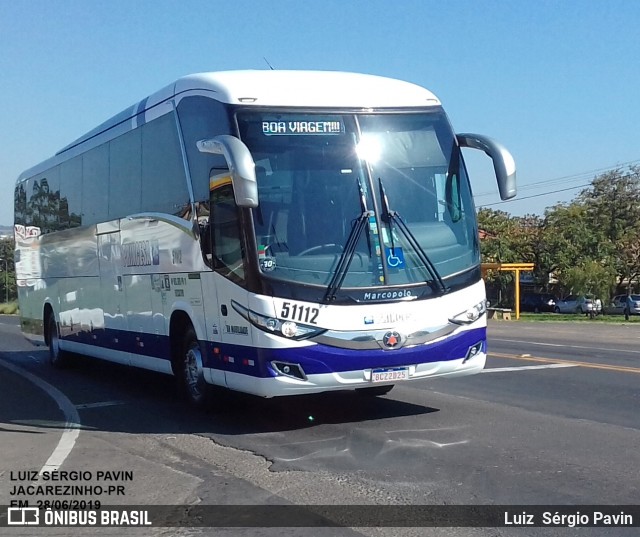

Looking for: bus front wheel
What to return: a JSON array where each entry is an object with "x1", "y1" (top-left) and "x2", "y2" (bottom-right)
[{"x1": 180, "y1": 328, "x2": 212, "y2": 408}]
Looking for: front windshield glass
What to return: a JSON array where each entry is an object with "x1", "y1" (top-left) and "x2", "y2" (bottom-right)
[
  {"x1": 358, "y1": 113, "x2": 479, "y2": 284},
  {"x1": 236, "y1": 110, "x2": 479, "y2": 292}
]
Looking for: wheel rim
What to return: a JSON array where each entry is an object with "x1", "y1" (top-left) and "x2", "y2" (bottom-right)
[{"x1": 184, "y1": 346, "x2": 203, "y2": 401}]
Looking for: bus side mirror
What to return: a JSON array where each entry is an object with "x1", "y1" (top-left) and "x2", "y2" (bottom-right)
[
  {"x1": 457, "y1": 133, "x2": 517, "y2": 200},
  {"x1": 197, "y1": 135, "x2": 259, "y2": 208}
]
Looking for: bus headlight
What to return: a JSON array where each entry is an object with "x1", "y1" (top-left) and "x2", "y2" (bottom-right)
[
  {"x1": 231, "y1": 301, "x2": 326, "y2": 340},
  {"x1": 449, "y1": 300, "x2": 487, "y2": 325}
]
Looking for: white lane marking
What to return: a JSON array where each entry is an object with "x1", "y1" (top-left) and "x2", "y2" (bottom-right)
[
  {"x1": 482, "y1": 363, "x2": 578, "y2": 373},
  {"x1": 75, "y1": 400, "x2": 126, "y2": 409},
  {"x1": 492, "y1": 338, "x2": 640, "y2": 355},
  {"x1": 0, "y1": 359, "x2": 80, "y2": 475}
]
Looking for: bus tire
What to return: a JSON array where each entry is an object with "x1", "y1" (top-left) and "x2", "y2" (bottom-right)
[
  {"x1": 355, "y1": 385, "x2": 394, "y2": 396},
  {"x1": 180, "y1": 327, "x2": 212, "y2": 409},
  {"x1": 47, "y1": 314, "x2": 72, "y2": 368}
]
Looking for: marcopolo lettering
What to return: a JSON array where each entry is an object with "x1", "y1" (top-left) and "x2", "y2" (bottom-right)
[{"x1": 363, "y1": 290, "x2": 413, "y2": 301}]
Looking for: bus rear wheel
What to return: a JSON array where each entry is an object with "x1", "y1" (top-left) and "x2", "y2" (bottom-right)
[
  {"x1": 180, "y1": 328, "x2": 212, "y2": 408},
  {"x1": 47, "y1": 314, "x2": 72, "y2": 368}
]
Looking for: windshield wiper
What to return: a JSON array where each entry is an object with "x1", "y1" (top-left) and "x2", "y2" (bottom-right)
[
  {"x1": 378, "y1": 178, "x2": 449, "y2": 295},
  {"x1": 323, "y1": 177, "x2": 372, "y2": 303}
]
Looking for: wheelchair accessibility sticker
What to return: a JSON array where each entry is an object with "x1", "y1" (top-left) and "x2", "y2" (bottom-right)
[{"x1": 385, "y1": 247, "x2": 405, "y2": 268}]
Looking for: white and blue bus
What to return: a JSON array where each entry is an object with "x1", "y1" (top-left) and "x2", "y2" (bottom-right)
[{"x1": 14, "y1": 70, "x2": 516, "y2": 405}]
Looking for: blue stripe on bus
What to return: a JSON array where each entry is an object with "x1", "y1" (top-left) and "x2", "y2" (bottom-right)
[
  {"x1": 59, "y1": 325, "x2": 485, "y2": 379},
  {"x1": 61, "y1": 327, "x2": 173, "y2": 361},
  {"x1": 134, "y1": 97, "x2": 149, "y2": 128},
  {"x1": 203, "y1": 327, "x2": 486, "y2": 378}
]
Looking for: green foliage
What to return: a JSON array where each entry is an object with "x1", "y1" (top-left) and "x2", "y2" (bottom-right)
[
  {"x1": 478, "y1": 209, "x2": 518, "y2": 262},
  {"x1": 0, "y1": 237, "x2": 16, "y2": 303},
  {"x1": 542, "y1": 202, "x2": 596, "y2": 272},
  {"x1": 477, "y1": 209, "x2": 544, "y2": 266},
  {"x1": 561, "y1": 261, "x2": 616, "y2": 300},
  {"x1": 478, "y1": 209, "x2": 543, "y2": 304},
  {"x1": 480, "y1": 165, "x2": 640, "y2": 300},
  {"x1": 0, "y1": 302, "x2": 19, "y2": 314},
  {"x1": 578, "y1": 166, "x2": 640, "y2": 288}
]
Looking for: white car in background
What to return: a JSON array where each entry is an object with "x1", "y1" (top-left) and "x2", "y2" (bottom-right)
[
  {"x1": 554, "y1": 295, "x2": 601, "y2": 314},
  {"x1": 608, "y1": 294, "x2": 640, "y2": 316}
]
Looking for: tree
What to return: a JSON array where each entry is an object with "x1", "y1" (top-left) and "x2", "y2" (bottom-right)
[
  {"x1": 562, "y1": 261, "x2": 616, "y2": 302},
  {"x1": 477, "y1": 209, "x2": 539, "y2": 306},
  {"x1": 0, "y1": 237, "x2": 16, "y2": 303},
  {"x1": 541, "y1": 202, "x2": 596, "y2": 271},
  {"x1": 478, "y1": 165, "x2": 640, "y2": 301},
  {"x1": 478, "y1": 208, "x2": 527, "y2": 263},
  {"x1": 512, "y1": 214, "x2": 548, "y2": 284},
  {"x1": 577, "y1": 166, "x2": 640, "y2": 289}
]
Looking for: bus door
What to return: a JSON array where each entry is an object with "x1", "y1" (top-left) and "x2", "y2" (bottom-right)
[{"x1": 205, "y1": 177, "x2": 253, "y2": 391}]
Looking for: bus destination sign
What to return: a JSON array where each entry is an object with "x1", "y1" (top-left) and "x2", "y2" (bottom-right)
[{"x1": 262, "y1": 119, "x2": 344, "y2": 136}]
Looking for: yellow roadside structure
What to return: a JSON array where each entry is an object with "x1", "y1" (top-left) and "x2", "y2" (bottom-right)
[{"x1": 481, "y1": 262, "x2": 535, "y2": 320}]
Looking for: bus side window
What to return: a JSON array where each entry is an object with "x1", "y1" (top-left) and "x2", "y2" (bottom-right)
[{"x1": 210, "y1": 181, "x2": 245, "y2": 281}]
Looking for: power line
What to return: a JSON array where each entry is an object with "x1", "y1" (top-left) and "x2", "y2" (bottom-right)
[
  {"x1": 473, "y1": 158, "x2": 640, "y2": 199},
  {"x1": 477, "y1": 182, "x2": 592, "y2": 207}
]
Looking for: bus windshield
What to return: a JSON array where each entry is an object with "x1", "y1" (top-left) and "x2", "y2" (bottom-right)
[{"x1": 236, "y1": 110, "x2": 479, "y2": 293}]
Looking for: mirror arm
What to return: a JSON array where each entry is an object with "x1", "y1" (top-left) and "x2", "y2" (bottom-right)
[
  {"x1": 457, "y1": 133, "x2": 517, "y2": 200},
  {"x1": 197, "y1": 135, "x2": 259, "y2": 208}
]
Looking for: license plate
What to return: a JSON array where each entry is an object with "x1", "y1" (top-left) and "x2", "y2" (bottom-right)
[{"x1": 371, "y1": 367, "x2": 409, "y2": 383}]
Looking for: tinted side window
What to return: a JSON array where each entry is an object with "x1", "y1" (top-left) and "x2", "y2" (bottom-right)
[
  {"x1": 141, "y1": 112, "x2": 189, "y2": 215},
  {"x1": 59, "y1": 156, "x2": 83, "y2": 228},
  {"x1": 29, "y1": 169, "x2": 60, "y2": 234},
  {"x1": 14, "y1": 183, "x2": 28, "y2": 226},
  {"x1": 109, "y1": 128, "x2": 142, "y2": 219},
  {"x1": 177, "y1": 96, "x2": 232, "y2": 203},
  {"x1": 82, "y1": 144, "x2": 109, "y2": 225}
]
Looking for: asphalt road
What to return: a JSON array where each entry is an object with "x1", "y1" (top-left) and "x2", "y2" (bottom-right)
[{"x1": 0, "y1": 315, "x2": 639, "y2": 536}]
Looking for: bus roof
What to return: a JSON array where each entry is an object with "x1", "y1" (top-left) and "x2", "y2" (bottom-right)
[
  {"x1": 175, "y1": 70, "x2": 441, "y2": 108},
  {"x1": 18, "y1": 70, "x2": 441, "y2": 182}
]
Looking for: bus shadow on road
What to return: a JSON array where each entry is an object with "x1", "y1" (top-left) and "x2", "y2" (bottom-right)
[
  {"x1": 203, "y1": 389, "x2": 440, "y2": 434},
  {"x1": 2, "y1": 350, "x2": 439, "y2": 436}
]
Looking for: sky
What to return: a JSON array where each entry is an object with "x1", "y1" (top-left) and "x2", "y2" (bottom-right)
[{"x1": 1, "y1": 0, "x2": 640, "y2": 226}]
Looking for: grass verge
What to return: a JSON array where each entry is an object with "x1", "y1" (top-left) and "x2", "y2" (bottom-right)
[
  {"x1": 0, "y1": 302, "x2": 19, "y2": 314},
  {"x1": 512, "y1": 312, "x2": 640, "y2": 323}
]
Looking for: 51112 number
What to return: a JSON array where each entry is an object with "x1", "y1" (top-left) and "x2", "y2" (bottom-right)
[{"x1": 281, "y1": 302, "x2": 319, "y2": 325}]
